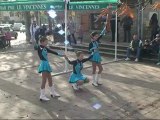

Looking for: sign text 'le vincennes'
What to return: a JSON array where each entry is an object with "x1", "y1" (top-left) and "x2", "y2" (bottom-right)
[
  {"x1": 69, "y1": 5, "x2": 100, "y2": 10},
  {"x1": 0, "y1": 4, "x2": 47, "y2": 11}
]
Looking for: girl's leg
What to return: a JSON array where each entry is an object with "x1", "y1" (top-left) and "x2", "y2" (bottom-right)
[
  {"x1": 76, "y1": 80, "x2": 85, "y2": 89},
  {"x1": 84, "y1": 78, "x2": 90, "y2": 84},
  {"x1": 97, "y1": 63, "x2": 103, "y2": 74},
  {"x1": 92, "y1": 62, "x2": 98, "y2": 87},
  {"x1": 47, "y1": 73, "x2": 60, "y2": 97},
  {"x1": 97, "y1": 63, "x2": 103, "y2": 85},
  {"x1": 76, "y1": 80, "x2": 84, "y2": 86},
  {"x1": 41, "y1": 72, "x2": 48, "y2": 89},
  {"x1": 40, "y1": 72, "x2": 50, "y2": 101},
  {"x1": 9, "y1": 40, "x2": 11, "y2": 47},
  {"x1": 71, "y1": 80, "x2": 84, "y2": 91},
  {"x1": 92, "y1": 62, "x2": 97, "y2": 74}
]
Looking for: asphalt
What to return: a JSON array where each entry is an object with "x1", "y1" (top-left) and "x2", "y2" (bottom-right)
[{"x1": 0, "y1": 50, "x2": 160, "y2": 119}]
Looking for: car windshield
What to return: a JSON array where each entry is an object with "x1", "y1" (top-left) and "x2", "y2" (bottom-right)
[
  {"x1": 14, "y1": 23, "x2": 22, "y2": 26},
  {"x1": 3, "y1": 27, "x2": 10, "y2": 31}
]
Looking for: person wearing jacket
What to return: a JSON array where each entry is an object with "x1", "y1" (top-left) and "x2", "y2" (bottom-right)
[{"x1": 125, "y1": 34, "x2": 143, "y2": 62}]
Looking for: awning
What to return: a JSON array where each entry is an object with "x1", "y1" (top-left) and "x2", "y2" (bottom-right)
[
  {"x1": 69, "y1": 0, "x2": 118, "y2": 10},
  {"x1": 0, "y1": 0, "x2": 118, "y2": 11},
  {"x1": 0, "y1": 0, "x2": 64, "y2": 11}
]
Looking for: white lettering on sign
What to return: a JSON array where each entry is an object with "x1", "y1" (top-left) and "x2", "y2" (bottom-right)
[
  {"x1": 69, "y1": 5, "x2": 73, "y2": 10},
  {"x1": 0, "y1": 6, "x2": 6, "y2": 10},
  {"x1": 8, "y1": 6, "x2": 15, "y2": 10},
  {"x1": 23, "y1": 4, "x2": 46, "y2": 10},
  {"x1": 17, "y1": 5, "x2": 22, "y2": 10},
  {"x1": 76, "y1": 5, "x2": 100, "y2": 10}
]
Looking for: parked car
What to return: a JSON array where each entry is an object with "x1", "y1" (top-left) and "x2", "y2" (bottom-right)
[
  {"x1": 0, "y1": 24, "x2": 13, "y2": 28},
  {"x1": 12, "y1": 23, "x2": 23, "y2": 31},
  {"x1": 20, "y1": 25, "x2": 26, "y2": 33},
  {"x1": 0, "y1": 26, "x2": 18, "y2": 39}
]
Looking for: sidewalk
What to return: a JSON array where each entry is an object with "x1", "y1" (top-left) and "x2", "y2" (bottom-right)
[{"x1": 0, "y1": 50, "x2": 160, "y2": 119}]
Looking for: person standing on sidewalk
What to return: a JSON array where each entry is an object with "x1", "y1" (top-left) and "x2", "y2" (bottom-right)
[
  {"x1": 5, "y1": 29, "x2": 12, "y2": 47},
  {"x1": 68, "y1": 17, "x2": 77, "y2": 44},
  {"x1": 125, "y1": 34, "x2": 143, "y2": 62},
  {"x1": 37, "y1": 37, "x2": 64, "y2": 101},
  {"x1": 30, "y1": 21, "x2": 39, "y2": 44},
  {"x1": 121, "y1": 15, "x2": 133, "y2": 43},
  {"x1": 149, "y1": 13, "x2": 159, "y2": 41},
  {"x1": 77, "y1": 24, "x2": 84, "y2": 44},
  {"x1": 89, "y1": 31, "x2": 104, "y2": 87}
]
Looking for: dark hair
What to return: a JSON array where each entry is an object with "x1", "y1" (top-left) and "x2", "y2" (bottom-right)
[
  {"x1": 150, "y1": 13, "x2": 158, "y2": 26},
  {"x1": 90, "y1": 31, "x2": 98, "y2": 37},
  {"x1": 39, "y1": 36, "x2": 48, "y2": 43},
  {"x1": 76, "y1": 51, "x2": 83, "y2": 57}
]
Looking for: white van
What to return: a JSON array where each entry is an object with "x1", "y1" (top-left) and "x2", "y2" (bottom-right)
[{"x1": 13, "y1": 23, "x2": 23, "y2": 31}]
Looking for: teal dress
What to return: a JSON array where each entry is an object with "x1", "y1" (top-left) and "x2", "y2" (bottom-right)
[
  {"x1": 37, "y1": 45, "x2": 59, "y2": 73},
  {"x1": 67, "y1": 55, "x2": 93, "y2": 83},
  {"x1": 89, "y1": 41, "x2": 102, "y2": 63}
]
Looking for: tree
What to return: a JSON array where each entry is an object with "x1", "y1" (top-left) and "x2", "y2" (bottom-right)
[{"x1": 24, "y1": 11, "x2": 31, "y2": 42}]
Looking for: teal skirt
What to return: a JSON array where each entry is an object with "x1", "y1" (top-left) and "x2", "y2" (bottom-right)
[
  {"x1": 90, "y1": 51, "x2": 102, "y2": 63},
  {"x1": 69, "y1": 73, "x2": 87, "y2": 83},
  {"x1": 38, "y1": 60, "x2": 52, "y2": 73}
]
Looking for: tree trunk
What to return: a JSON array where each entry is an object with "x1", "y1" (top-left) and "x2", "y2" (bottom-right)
[
  {"x1": 48, "y1": 15, "x2": 52, "y2": 31},
  {"x1": 24, "y1": 11, "x2": 31, "y2": 42},
  {"x1": 35, "y1": 11, "x2": 40, "y2": 26}
]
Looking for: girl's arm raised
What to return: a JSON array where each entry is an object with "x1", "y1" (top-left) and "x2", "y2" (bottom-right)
[
  {"x1": 81, "y1": 53, "x2": 93, "y2": 63},
  {"x1": 65, "y1": 56, "x2": 76, "y2": 65},
  {"x1": 46, "y1": 47, "x2": 59, "y2": 55},
  {"x1": 96, "y1": 34, "x2": 103, "y2": 41}
]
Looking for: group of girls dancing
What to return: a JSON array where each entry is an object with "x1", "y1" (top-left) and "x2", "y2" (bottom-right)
[{"x1": 37, "y1": 31, "x2": 104, "y2": 101}]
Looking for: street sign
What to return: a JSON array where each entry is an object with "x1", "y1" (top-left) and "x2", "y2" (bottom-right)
[{"x1": 0, "y1": 1, "x2": 64, "y2": 11}]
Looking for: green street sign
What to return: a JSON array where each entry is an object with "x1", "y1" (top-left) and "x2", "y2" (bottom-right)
[
  {"x1": 0, "y1": 1, "x2": 64, "y2": 11},
  {"x1": 0, "y1": 0, "x2": 117, "y2": 11},
  {"x1": 69, "y1": 1, "x2": 117, "y2": 10}
]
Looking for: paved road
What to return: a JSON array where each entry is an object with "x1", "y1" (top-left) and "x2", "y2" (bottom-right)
[{"x1": 0, "y1": 50, "x2": 159, "y2": 119}]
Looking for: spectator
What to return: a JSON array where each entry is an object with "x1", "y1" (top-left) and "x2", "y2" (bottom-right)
[
  {"x1": 150, "y1": 34, "x2": 160, "y2": 54},
  {"x1": 149, "y1": 13, "x2": 159, "y2": 41},
  {"x1": 77, "y1": 24, "x2": 84, "y2": 44},
  {"x1": 125, "y1": 34, "x2": 143, "y2": 62},
  {"x1": 157, "y1": 49, "x2": 160, "y2": 65},
  {"x1": 40, "y1": 24, "x2": 47, "y2": 37},
  {"x1": 68, "y1": 17, "x2": 77, "y2": 44},
  {"x1": 121, "y1": 15, "x2": 133, "y2": 43},
  {"x1": 35, "y1": 28, "x2": 41, "y2": 44},
  {"x1": 30, "y1": 21, "x2": 39, "y2": 44},
  {"x1": 5, "y1": 29, "x2": 12, "y2": 47},
  {"x1": 142, "y1": 39, "x2": 152, "y2": 57},
  {"x1": 67, "y1": 27, "x2": 71, "y2": 46}
]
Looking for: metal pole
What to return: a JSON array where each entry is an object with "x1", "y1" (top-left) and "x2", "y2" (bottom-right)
[
  {"x1": 137, "y1": 0, "x2": 140, "y2": 39},
  {"x1": 141, "y1": 7, "x2": 144, "y2": 40},
  {"x1": 64, "y1": 0, "x2": 68, "y2": 72},
  {"x1": 115, "y1": 11, "x2": 118, "y2": 60}
]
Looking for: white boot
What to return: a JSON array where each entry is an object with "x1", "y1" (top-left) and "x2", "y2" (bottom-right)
[
  {"x1": 49, "y1": 86, "x2": 60, "y2": 97},
  {"x1": 97, "y1": 74, "x2": 102, "y2": 85},
  {"x1": 40, "y1": 89, "x2": 50, "y2": 101},
  {"x1": 72, "y1": 83, "x2": 79, "y2": 90},
  {"x1": 92, "y1": 74, "x2": 98, "y2": 87}
]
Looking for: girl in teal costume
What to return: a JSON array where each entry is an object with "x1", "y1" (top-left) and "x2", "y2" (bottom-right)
[
  {"x1": 37, "y1": 37, "x2": 64, "y2": 101},
  {"x1": 89, "y1": 31, "x2": 103, "y2": 87},
  {"x1": 65, "y1": 51, "x2": 93, "y2": 90}
]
